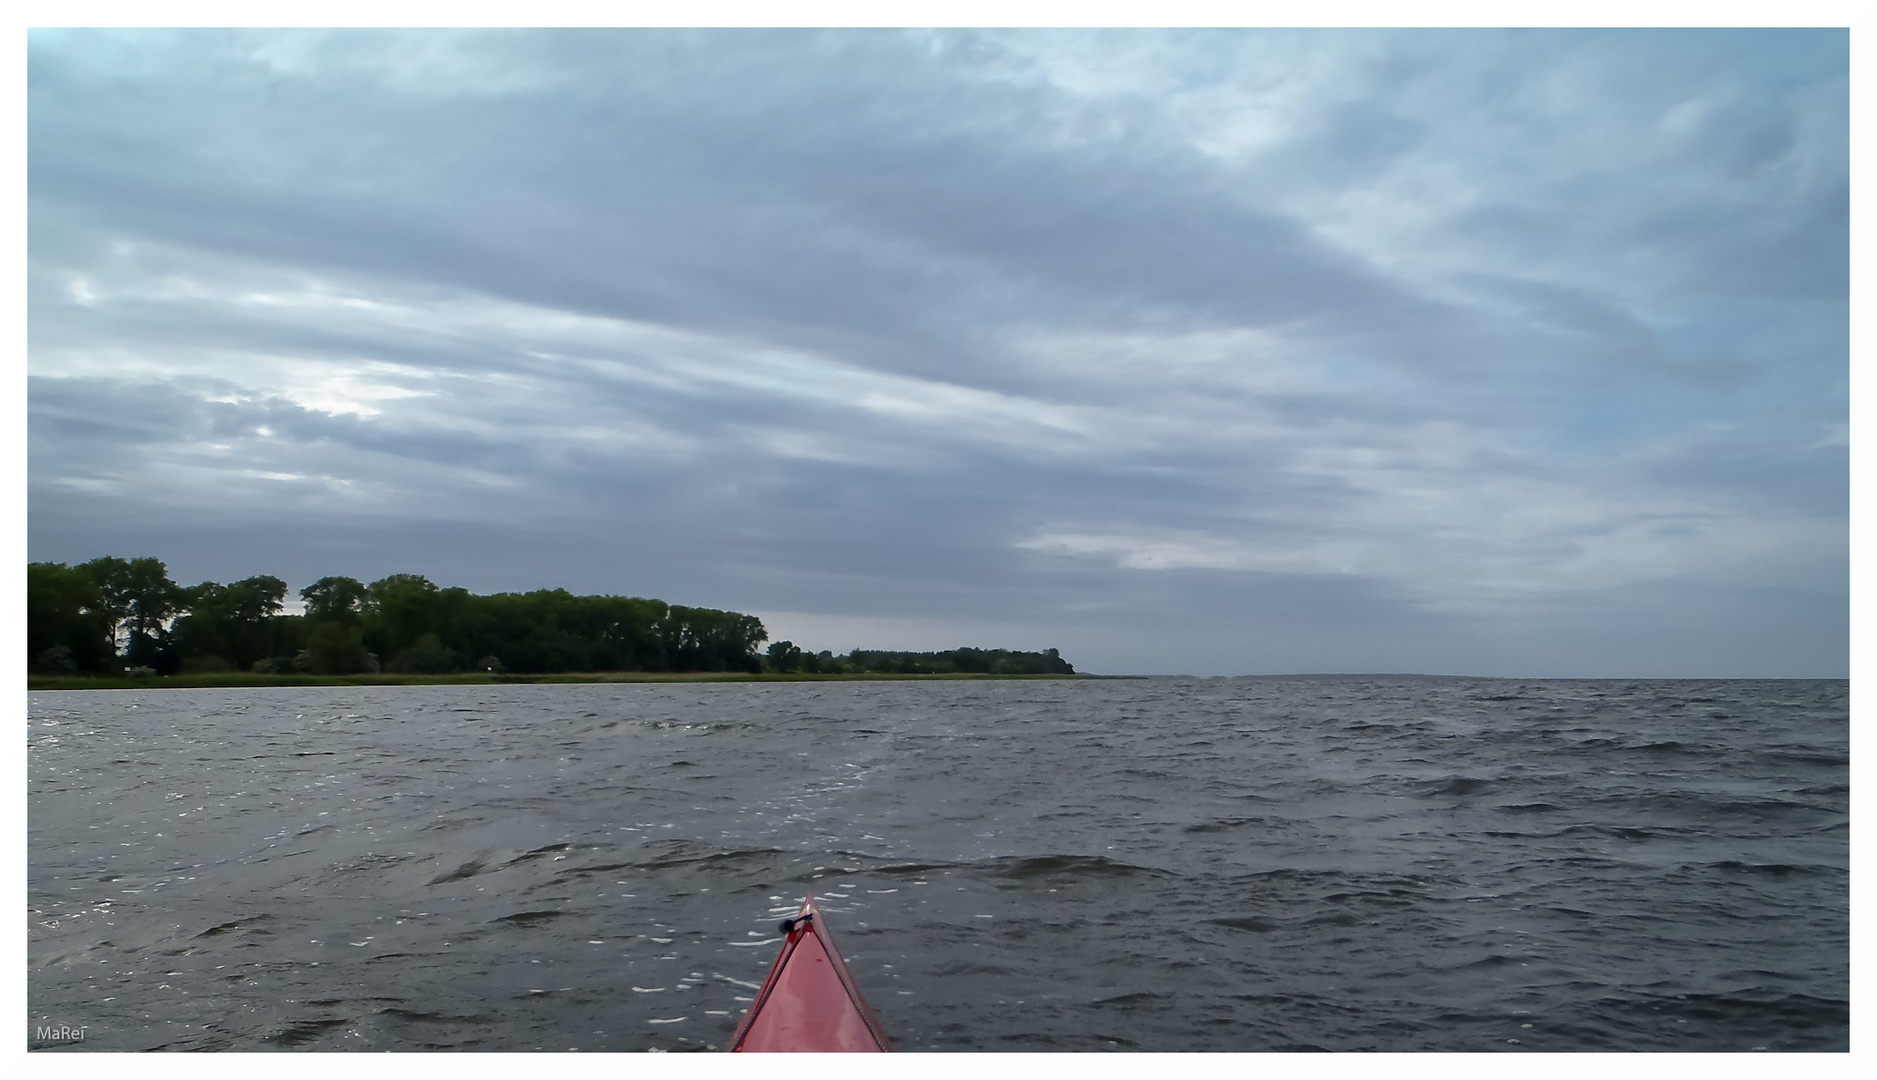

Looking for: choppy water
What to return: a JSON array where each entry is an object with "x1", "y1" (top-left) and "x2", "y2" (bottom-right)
[{"x1": 28, "y1": 677, "x2": 1847, "y2": 1052}]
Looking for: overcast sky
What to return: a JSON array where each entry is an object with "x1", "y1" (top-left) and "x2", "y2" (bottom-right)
[{"x1": 26, "y1": 28, "x2": 1847, "y2": 676}]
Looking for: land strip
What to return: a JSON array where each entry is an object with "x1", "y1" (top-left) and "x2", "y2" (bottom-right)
[{"x1": 28, "y1": 671, "x2": 1095, "y2": 691}]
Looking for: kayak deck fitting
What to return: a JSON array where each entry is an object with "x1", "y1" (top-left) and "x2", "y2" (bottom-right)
[{"x1": 727, "y1": 895, "x2": 893, "y2": 1052}]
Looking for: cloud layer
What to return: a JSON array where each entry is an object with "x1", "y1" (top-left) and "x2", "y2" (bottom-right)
[{"x1": 28, "y1": 29, "x2": 1848, "y2": 675}]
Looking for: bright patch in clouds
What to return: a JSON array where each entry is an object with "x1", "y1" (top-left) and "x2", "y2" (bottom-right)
[{"x1": 1018, "y1": 531, "x2": 1344, "y2": 575}]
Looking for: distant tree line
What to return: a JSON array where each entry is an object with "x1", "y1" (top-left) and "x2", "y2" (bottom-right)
[
  {"x1": 761, "y1": 642, "x2": 1074, "y2": 675},
  {"x1": 27, "y1": 557, "x2": 1077, "y2": 679},
  {"x1": 27, "y1": 557, "x2": 767, "y2": 676}
]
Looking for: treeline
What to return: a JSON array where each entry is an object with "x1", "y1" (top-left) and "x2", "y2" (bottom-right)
[
  {"x1": 763, "y1": 643, "x2": 1074, "y2": 675},
  {"x1": 27, "y1": 557, "x2": 1078, "y2": 679},
  {"x1": 27, "y1": 557, "x2": 767, "y2": 676}
]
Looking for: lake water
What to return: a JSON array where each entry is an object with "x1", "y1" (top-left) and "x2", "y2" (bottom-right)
[{"x1": 27, "y1": 677, "x2": 1848, "y2": 1052}]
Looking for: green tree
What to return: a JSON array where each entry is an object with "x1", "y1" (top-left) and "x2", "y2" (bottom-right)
[
  {"x1": 27, "y1": 561, "x2": 113, "y2": 672},
  {"x1": 386, "y1": 632, "x2": 461, "y2": 674},
  {"x1": 300, "y1": 621, "x2": 376, "y2": 675},
  {"x1": 765, "y1": 640, "x2": 803, "y2": 673},
  {"x1": 78, "y1": 556, "x2": 183, "y2": 673},
  {"x1": 366, "y1": 574, "x2": 463, "y2": 660},
  {"x1": 661, "y1": 606, "x2": 767, "y2": 672},
  {"x1": 172, "y1": 575, "x2": 289, "y2": 671},
  {"x1": 296, "y1": 575, "x2": 378, "y2": 674},
  {"x1": 300, "y1": 576, "x2": 370, "y2": 625},
  {"x1": 452, "y1": 590, "x2": 669, "y2": 673}
]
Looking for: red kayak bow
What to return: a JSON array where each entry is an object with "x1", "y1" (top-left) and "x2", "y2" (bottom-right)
[{"x1": 727, "y1": 895, "x2": 892, "y2": 1052}]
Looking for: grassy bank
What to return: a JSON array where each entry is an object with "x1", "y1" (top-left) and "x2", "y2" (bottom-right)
[{"x1": 27, "y1": 670, "x2": 1093, "y2": 691}]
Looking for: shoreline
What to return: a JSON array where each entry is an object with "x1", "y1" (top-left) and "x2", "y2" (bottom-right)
[{"x1": 26, "y1": 671, "x2": 1110, "y2": 691}]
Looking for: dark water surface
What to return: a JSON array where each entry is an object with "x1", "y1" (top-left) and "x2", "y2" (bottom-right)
[{"x1": 28, "y1": 678, "x2": 1847, "y2": 1052}]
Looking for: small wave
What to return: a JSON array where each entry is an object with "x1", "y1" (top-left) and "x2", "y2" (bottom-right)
[
  {"x1": 1550, "y1": 824, "x2": 1656, "y2": 842},
  {"x1": 929, "y1": 961, "x2": 1017, "y2": 976},
  {"x1": 506, "y1": 843, "x2": 572, "y2": 864},
  {"x1": 427, "y1": 859, "x2": 490, "y2": 885},
  {"x1": 1209, "y1": 916, "x2": 1277, "y2": 933},
  {"x1": 981, "y1": 854, "x2": 1167, "y2": 880},
  {"x1": 379, "y1": 1007, "x2": 490, "y2": 1024},
  {"x1": 1225, "y1": 867, "x2": 1442, "y2": 896},
  {"x1": 1593, "y1": 793, "x2": 1826, "y2": 820},
  {"x1": 492, "y1": 910, "x2": 566, "y2": 924},
  {"x1": 1089, "y1": 991, "x2": 1172, "y2": 1009},
  {"x1": 873, "y1": 861, "x2": 955, "y2": 875},
  {"x1": 1598, "y1": 989, "x2": 1847, "y2": 1043},
  {"x1": 1706, "y1": 861, "x2": 1830, "y2": 878},
  {"x1": 309, "y1": 853, "x2": 427, "y2": 884},
  {"x1": 1422, "y1": 777, "x2": 1496, "y2": 796},
  {"x1": 625, "y1": 839, "x2": 798, "y2": 873},
  {"x1": 1182, "y1": 817, "x2": 1269, "y2": 834},
  {"x1": 264, "y1": 1018, "x2": 348, "y2": 1047},
  {"x1": 1633, "y1": 741, "x2": 1706, "y2": 755},
  {"x1": 195, "y1": 915, "x2": 272, "y2": 939},
  {"x1": 1764, "y1": 748, "x2": 1848, "y2": 767}
]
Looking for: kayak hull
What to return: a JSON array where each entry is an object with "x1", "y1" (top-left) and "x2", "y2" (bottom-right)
[{"x1": 727, "y1": 896, "x2": 892, "y2": 1052}]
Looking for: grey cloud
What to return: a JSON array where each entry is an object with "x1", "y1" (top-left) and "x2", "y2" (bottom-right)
[
  {"x1": 32, "y1": 31, "x2": 1447, "y2": 383},
  {"x1": 27, "y1": 29, "x2": 1846, "y2": 676}
]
